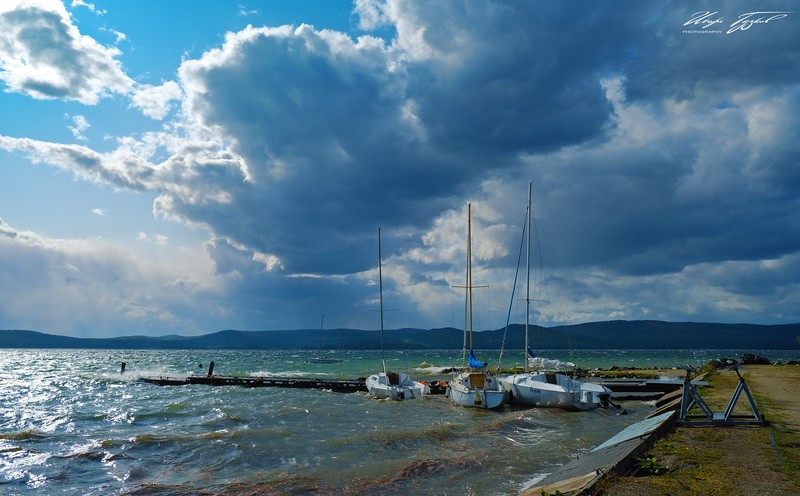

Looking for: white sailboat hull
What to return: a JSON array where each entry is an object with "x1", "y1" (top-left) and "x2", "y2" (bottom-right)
[
  {"x1": 446, "y1": 372, "x2": 507, "y2": 409},
  {"x1": 500, "y1": 373, "x2": 610, "y2": 411},
  {"x1": 366, "y1": 372, "x2": 430, "y2": 400}
]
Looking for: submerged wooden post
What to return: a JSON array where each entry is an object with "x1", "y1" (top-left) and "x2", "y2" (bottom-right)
[
  {"x1": 207, "y1": 361, "x2": 215, "y2": 377},
  {"x1": 120, "y1": 362, "x2": 126, "y2": 375}
]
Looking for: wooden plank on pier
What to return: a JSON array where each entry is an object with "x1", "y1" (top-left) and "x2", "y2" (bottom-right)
[
  {"x1": 140, "y1": 376, "x2": 188, "y2": 386},
  {"x1": 186, "y1": 374, "x2": 368, "y2": 392},
  {"x1": 140, "y1": 374, "x2": 369, "y2": 392},
  {"x1": 520, "y1": 410, "x2": 677, "y2": 495}
]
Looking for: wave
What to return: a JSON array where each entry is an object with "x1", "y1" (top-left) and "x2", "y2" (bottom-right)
[
  {"x1": 0, "y1": 429, "x2": 47, "y2": 441},
  {"x1": 390, "y1": 454, "x2": 482, "y2": 483},
  {"x1": 125, "y1": 473, "x2": 340, "y2": 496},
  {"x1": 248, "y1": 369, "x2": 337, "y2": 378}
]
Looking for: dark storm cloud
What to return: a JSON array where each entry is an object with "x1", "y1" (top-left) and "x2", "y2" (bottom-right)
[
  {"x1": 170, "y1": 3, "x2": 668, "y2": 275},
  {"x1": 2, "y1": 0, "x2": 799, "y2": 333},
  {"x1": 623, "y1": 1, "x2": 800, "y2": 101}
]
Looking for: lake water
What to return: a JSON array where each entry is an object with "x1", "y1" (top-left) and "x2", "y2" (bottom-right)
[{"x1": 2, "y1": 348, "x2": 797, "y2": 495}]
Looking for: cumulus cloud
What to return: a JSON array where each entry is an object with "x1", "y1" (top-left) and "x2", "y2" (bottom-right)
[
  {"x1": 1, "y1": 0, "x2": 799, "y2": 333},
  {"x1": 0, "y1": 0, "x2": 133, "y2": 104},
  {"x1": 131, "y1": 80, "x2": 183, "y2": 120},
  {"x1": 162, "y1": 5, "x2": 632, "y2": 276}
]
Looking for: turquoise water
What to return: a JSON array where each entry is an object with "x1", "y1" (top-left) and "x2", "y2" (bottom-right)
[{"x1": 1, "y1": 348, "x2": 797, "y2": 495}]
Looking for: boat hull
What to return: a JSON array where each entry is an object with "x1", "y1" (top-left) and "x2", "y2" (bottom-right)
[
  {"x1": 366, "y1": 372, "x2": 429, "y2": 400},
  {"x1": 306, "y1": 358, "x2": 343, "y2": 364},
  {"x1": 500, "y1": 373, "x2": 610, "y2": 411},
  {"x1": 446, "y1": 372, "x2": 507, "y2": 409}
]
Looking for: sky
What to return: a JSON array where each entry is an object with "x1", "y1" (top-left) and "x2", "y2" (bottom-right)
[{"x1": 1, "y1": 0, "x2": 799, "y2": 338}]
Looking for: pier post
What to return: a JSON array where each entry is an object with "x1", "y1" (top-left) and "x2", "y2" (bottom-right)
[
  {"x1": 207, "y1": 361, "x2": 215, "y2": 377},
  {"x1": 120, "y1": 362, "x2": 126, "y2": 375}
]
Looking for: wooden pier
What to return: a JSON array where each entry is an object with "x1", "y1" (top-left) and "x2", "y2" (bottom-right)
[
  {"x1": 138, "y1": 362, "x2": 449, "y2": 394},
  {"x1": 140, "y1": 374, "x2": 370, "y2": 393}
]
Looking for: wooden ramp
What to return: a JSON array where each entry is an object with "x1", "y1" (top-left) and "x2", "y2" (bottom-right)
[{"x1": 520, "y1": 410, "x2": 677, "y2": 495}]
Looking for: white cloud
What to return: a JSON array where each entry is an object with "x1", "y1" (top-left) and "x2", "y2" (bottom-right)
[
  {"x1": 252, "y1": 251, "x2": 283, "y2": 272},
  {"x1": 137, "y1": 232, "x2": 168, "y2": 246},
  {"x1": 238, "y1": 6, "x2": 259, "y2": 17},
  {"x1": 0, "y1": 218, "x2": 218, "y2": 335},
  {"x1": 71, "y1": 0, "x2": 106, "y2": 16},
  {"x1": 131, "y1": 81, "x2": 183, "y2": 120},
  {"x1": 0, "y1": 0, "x2": 133, "y2": 104},
  {"x1": 67, "y1": 114, "x2": 91, "y2": 141}
]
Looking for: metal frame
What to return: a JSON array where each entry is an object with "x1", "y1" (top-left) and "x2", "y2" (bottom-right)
[{"x1": 678, "y1": 365, "x2": 765, "y2": 426}]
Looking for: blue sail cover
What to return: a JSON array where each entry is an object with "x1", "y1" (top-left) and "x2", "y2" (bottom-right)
[{"x1": 468, "y1": 350, "x2": 486, "y2": 368}]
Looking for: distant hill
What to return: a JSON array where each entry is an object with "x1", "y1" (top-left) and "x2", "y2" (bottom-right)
[{"x1": 2, "y1": 321, "x2": 799, "y2": 350}]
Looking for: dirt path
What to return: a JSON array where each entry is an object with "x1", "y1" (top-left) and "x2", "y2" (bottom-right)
[
  {"x1": 591, "y1": 365, "x2": 800, "y2": 496},
  {"x1": 744, "y1": 365, "x2": 800, "y2": 430}
]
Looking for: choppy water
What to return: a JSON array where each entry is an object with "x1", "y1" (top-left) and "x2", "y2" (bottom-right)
[{"x1": 2, "y1": 348, "x2": 797, "y2": 495}]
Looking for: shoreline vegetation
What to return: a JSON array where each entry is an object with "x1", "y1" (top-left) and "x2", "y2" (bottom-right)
[{"x1": 2, "y1": 320, "x2": 800, "y2": 350}]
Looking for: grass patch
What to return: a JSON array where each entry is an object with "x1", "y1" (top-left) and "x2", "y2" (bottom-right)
[
  {"x1": 594, "y1": 368, "x2": 796, "y2": 495},
  {"x1": 633, "y1": 455, "x2": 668, "y2": 476},
  {"x1": 751, "y1": 387, "x2": 800, "y2": 479}
]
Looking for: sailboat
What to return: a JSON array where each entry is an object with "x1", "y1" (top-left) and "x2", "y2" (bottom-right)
[
  {"x1": 446, "y1": 204, "x2": 507, "y2": 410},
  {"x1": 500, "y1": 182, "x2": 611, "y2": 411},
  {"x1": 306, "y1": 314, "x2": 343, "y2": 364},
  {"x1": 366, "y1": 228, "x2": 430, "y2": 400}
]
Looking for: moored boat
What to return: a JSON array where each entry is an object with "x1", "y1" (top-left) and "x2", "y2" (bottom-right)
[
  {"x1": 446, "y1": 204, "x2": 506, "y2": 409},
  {"x1": 366, "y1": 228, "x2": 430, "y2": 400},
  {"x1": 499, "y1": 182, "x2": 610, "y2": 410},
  {"x1": 306, "y1": 314, "x2": 343, "y2": 363}
]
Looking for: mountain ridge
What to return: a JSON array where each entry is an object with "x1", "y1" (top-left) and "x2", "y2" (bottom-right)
[{"x1": 2, "y1": 320, "x2": 799, "y2": 350}]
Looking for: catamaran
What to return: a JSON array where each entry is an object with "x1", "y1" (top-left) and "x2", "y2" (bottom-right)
[
  {"x1": 500, "y1": 182, "x2": 611, "y2": 411},
  {"x1": 446, "y1": 204, "x2": 507, "y2": 409},
  {"x1": 366, "y1": 228, "x2": 430, "y2": 400}
]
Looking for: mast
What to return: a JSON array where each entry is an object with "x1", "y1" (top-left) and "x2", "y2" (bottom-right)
[
  {"x1": 317, "y1": 314, "x2": 324, "y2": 359},
  {"x1": 525, "y1": 182, "x2": 532, "y2": 373},
  {"x1": 378, "y1": 227, "x2": 386, "y2": 375},
  {"x1": 468, "y1": 203, "x2": 474, "y2": 351},
  {"x1": 461, "y1": 205, "x2": 469, "y2": 362},
  {"x1": 458, "y1": 203, "x2": 487, "y2": 367}
]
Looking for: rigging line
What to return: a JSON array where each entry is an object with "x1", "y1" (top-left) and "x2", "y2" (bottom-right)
[
  {"x1": 530, "y1": 182, "x2": 580, "y2": 355},
  {"x1": 378, "y1": 227, "x2": 386, "y2": 375},
  {"x1": 530, "y1": 182, "x2": 568, "y2": 323},
  {"x1": 497, "y1": 198, "x2": 528, "y2": 371}
]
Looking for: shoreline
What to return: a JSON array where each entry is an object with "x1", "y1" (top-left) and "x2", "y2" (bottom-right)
[{"x1": 524, "y1": 364, "x2": 800, "y2": 495}]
